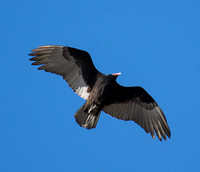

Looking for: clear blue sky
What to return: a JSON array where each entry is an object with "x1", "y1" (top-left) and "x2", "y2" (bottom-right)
[{"x1": 0, "y1": 0, "x2": 200, "y2": 171}]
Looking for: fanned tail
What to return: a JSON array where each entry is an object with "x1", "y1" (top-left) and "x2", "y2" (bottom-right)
[{"x1": 74, "y1": 103, "x2": 101, "y2": 129}]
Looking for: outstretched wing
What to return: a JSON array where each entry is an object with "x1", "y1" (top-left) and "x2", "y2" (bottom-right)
[
  {"x1": 103, "y1": 83, "x2": 171, "y2": 141},
  {"x1": 29, "y1": 45, "x2": 104, "y2": 100}
]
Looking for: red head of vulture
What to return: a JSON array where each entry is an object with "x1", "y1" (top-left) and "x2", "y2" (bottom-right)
[{"x1": 29, "y1": 45, "x2": 171, "y2": 141}]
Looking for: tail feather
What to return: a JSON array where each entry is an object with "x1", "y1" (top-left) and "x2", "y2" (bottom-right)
[{"x1": 74, "y1": 103, "x2": 100, "y2": 129}]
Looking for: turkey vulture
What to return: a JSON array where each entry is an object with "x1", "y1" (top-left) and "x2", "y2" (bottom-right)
[{"x1": 29, "y1": 45, "x2": 171, "y2": 141}]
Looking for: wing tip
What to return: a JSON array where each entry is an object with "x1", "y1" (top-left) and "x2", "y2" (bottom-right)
[
  {"x1": 29, "y1": 53, "x2": 35, "y2": 56},
  {"x1": 151, "y1": 132, "x2": 171, "y2": 141}
]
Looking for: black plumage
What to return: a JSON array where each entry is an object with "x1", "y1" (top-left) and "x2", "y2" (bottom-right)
[{"x1": 29, "y1": 45, "x2": 171, "y2": 141}]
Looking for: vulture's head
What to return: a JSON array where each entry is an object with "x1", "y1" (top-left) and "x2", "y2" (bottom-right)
[
  {"x1": 109, "y1": 73, "x2": 121, "y2": 82},
  {"x1": 107, "y1": 73, "x2": 121, "y2": 83},
  {"x1": 112, "y1": 72, "x2": 121, "y2": 79}
]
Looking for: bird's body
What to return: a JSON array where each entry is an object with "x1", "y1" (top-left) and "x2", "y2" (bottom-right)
[
  {"x1": 86, "y1": 74, "x2": 115, "y2": 109},
  {"x1": 29, "y1": 45, "x2": 171, "y2": 141},
  {"x1": 77, "y1": 74, "x2": 119, "y2": 129}
]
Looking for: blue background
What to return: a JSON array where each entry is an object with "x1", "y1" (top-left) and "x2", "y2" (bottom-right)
[{"x1": 1, "y1": 0, "x2": 200, "y2": 171}]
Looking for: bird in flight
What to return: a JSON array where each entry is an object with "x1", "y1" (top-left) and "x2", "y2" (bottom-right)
[{"x1": 29, "y1": 45, "x2": 171, "y2": 141}]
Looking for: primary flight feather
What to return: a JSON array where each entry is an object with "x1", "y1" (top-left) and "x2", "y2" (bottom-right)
[{"x1": 29, "y1": 45, "x2": 171, "y2": 141}]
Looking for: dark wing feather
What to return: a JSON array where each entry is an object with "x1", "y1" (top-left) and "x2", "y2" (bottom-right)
[
  {"x1": 29, "y1": 45, "x2": 103, "y2": 99},
  {"x1": 103, "y1": 83, "x2": 171, "y2": 141}
]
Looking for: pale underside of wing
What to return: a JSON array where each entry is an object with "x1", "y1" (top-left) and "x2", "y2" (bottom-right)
[
  {"x1": 103, "y1": 100, "x2": 171, "y2": 141},
  {"x1": 29, "y1": 45, "x2": 90, "y2": 99}
]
